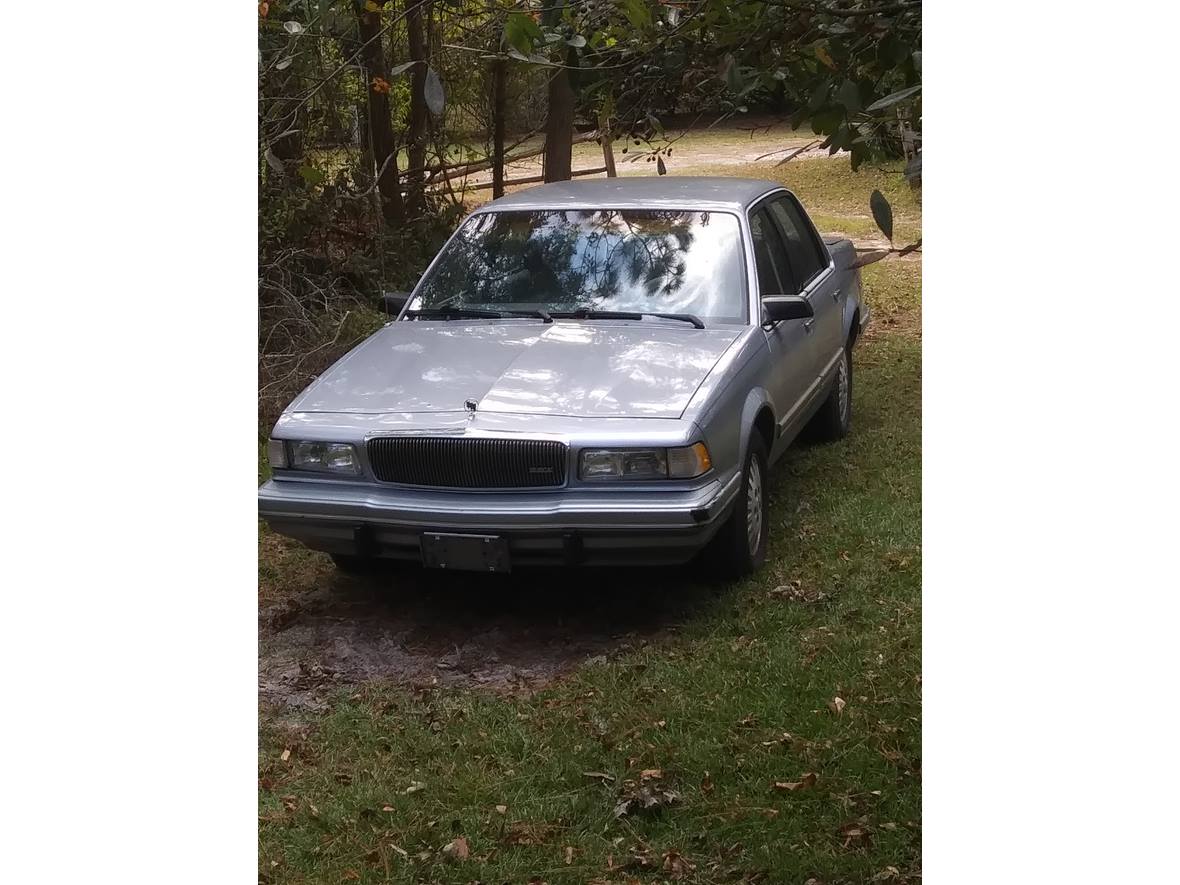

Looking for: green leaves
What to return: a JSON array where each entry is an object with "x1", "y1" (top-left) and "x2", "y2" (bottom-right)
[
  {"x1": 504, "y1": 10, "x2": 542, "y2": 56},
  {"x1": 865, "y1": 84, "x2": 922, "y2": 114},
  {"x1": 621, "y1": 0, "x2": 652, "y2": 30},
  {"x1": 836, "y1": 79, "x2": 861, "y2": 113},
  {"x1": 870, "y1": 189, "x2": 894, "y2": 243},
  {"x1": 298, "y1": 165, "x2": 326, "y2": 186},
  {"x1": 424, "y1": 67, "x2": 445, "y2": 116}
]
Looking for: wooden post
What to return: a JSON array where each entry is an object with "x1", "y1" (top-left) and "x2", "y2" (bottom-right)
[
  {"x1": 601, "y1": 125, "x2": 617, "y2": 178},
  {"x1": 491, "y1": 57, "x2": 506, "y2": 198}
]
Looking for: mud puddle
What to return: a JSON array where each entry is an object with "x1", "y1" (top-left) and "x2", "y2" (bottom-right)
[{"x1": 259, "y1": 563, "x2": 723, "y2": 712}]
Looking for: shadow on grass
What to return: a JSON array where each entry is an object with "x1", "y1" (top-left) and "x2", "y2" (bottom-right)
[{"x1": 259, "y1": 558, "x2": 734, "y2": 712}]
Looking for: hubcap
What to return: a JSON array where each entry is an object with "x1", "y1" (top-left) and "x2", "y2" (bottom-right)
[
  {"x1": 837, "y1": 353, "x2": 850, "y2": 424},
  {"x1": 746, "y1": 456, "x2": 764, "y2": 555}
]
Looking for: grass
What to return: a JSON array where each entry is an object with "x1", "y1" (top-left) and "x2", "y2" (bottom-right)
[{"x1": 259, "y1": 148, "x2": 921, "y2": 884}]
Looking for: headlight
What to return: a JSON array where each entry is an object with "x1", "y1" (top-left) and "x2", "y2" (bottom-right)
[
  {"x1": 276, "y1": 440, "x2": 361, "y2": 475},
  {"x1": 579, "y1": 443, "x2": 711, "y2": 480}
]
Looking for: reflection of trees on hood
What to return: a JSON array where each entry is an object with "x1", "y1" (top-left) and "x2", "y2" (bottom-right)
[{"x1": 417, "y1": 210, "x2": 706, "y2": 310}]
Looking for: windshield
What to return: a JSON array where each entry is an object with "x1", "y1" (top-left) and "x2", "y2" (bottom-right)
[{"x1": 408, "y1": 209, "x2": 747, "y2": 324}]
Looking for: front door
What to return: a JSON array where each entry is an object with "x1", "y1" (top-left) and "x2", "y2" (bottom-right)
[
  {"x1": 749, "y1": 206, "x2": 815, "y2": 444},
  {"x1": 766, "y1": 194, "x2": 844, "y2": 381}
]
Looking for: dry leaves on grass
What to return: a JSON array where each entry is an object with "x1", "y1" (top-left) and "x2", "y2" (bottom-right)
[
  {"x1": 441, "y1": 836, "x2": 469, "y2": 861},
  {"x1": 768, "y1": 580, "x2": 829, "y2": 604},
  {"x1": 662, "y1": 849, "x2": 696, "y2": 879},
  {"x1": 502, "y1": 821, "x2": 563, "y2": 846},
  {"x1": 838, "y1": 818, "x2": 873, "y2": 849},
  {"x1": 614, "y1": 770, "x2": 682, "y2": 818},
  {"x1": 772, "y1": 772, "x2": 818, "y2": 792},
  {"x1": 829, "y1": 696, "x2": 847, "y2": 716}
]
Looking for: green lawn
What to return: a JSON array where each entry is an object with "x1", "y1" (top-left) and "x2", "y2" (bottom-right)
[{"x1": 259, "y1": 155, "x2": 921, "y2": 884}]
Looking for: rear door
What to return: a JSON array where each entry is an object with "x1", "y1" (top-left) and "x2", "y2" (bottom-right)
[
  {"x1": 748, "y1": 205, "x2": 814, "y2": 439},
  {"x1": 766, "y1": 194, "x2": 843, "y2": 380}
]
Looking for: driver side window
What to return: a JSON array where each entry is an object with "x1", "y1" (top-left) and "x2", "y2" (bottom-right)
[{"x1": 749, "y1": 208, "x2": 796, "y2": 297}]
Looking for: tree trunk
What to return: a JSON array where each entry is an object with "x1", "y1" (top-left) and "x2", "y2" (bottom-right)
[
  {"x1": 542, "y1": 67, "x2": 574, "y2": 182},
  {"x1": 491, "y1": 57, "x2": 506, "y2": 197},
  {"x1": 356, "y1": 3, "x2": 404, "y2": 226},
  {"x1": 541, "y1": 0, "x2": 574, "y2": 183},
  {"x1": 404, "y1": 0, "x2": 430, "y2": 217}
]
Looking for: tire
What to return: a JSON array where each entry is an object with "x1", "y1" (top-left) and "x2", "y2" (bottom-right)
[
  {"x1": 806, "y1": 343, "x2": 853, "y2": 442},
  {"x1": 708, "y1": 433, "x2": 770, "y2": 579},
  {"x1": 330, "y1": 553, "x2": 381, "y2": 576}
]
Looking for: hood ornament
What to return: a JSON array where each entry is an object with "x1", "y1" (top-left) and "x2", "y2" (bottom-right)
[{"x1": 464, "y1": 398, "x2": 478, "y2": 412}]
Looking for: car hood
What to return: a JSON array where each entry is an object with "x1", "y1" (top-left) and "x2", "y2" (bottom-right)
[{"x1": 290, "y1": 320, "x2": 742, "y2": 419}]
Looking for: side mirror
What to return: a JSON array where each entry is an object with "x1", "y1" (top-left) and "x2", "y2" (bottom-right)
[
  {"x1": 379, "y1": 291, "x2": 410, "y2": 316},
  {"x1": 762, "y1": 295, "x2": 814, "y2": 323}
]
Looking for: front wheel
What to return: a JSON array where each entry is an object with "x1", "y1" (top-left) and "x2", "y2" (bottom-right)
[{"x1": 707, "y1": 434, "x2": 770, "y2": 579}]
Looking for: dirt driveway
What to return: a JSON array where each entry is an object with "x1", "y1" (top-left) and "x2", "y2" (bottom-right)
[{"x1": 455, "y1": 115, "x2": 833, "y2": 192}]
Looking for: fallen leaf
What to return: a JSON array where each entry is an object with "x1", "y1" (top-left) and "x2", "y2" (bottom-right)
[
  {"x1": 701, "y1": 771, "x2": 714, "y2": 794},
  {"x1": 565, "y1": 845, "x2": 575, "y2": 865},
  {"x1": 441, "y1": 836, "x2": 469, "y2": 861},
  {"x1": 838, "y1": 818, "x2": 873, "y2": 849},
  {"x1": 404, "y1": 781, "x2": 426, "y2": 794},
  {"x1": 381, "y1": 805, "x2": 395, "y2": 812},
  {"x1": 614, "y1": 785, "x2": 681, "y2": 818},
  {"x1": 639, "y1": 768, "x2": 663, "y2": 781},
  {"x1": 662, "y1": 849, "x2": 696, "y2": 879},
  {"x1": 495, "y1": 804, "x2": 508, "y2": 814},
  {"x1": 280, "y1": 748, "x2": 291, "y2": 762},
  {"x1": 503, "y1": 821, "x2": 561, "y2": 846},
  {"x1": 342, "y1": 870, "x2": 360, "y2": 881},
  {"x1": 773, "y1": 772, "x2": 818, "y2": 792},
  {"x1": 829, "y1": 696, "x2": 847, "y2": 716}
]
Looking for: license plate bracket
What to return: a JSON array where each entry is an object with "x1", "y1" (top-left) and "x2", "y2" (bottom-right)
[{"x1": 420, "y1": 532, "x2": 511, "y2": 573}]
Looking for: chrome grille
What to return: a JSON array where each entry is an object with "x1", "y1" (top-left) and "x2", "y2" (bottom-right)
[{"x1": 366, "y1": 437, "x2": 567, "y2": 488}]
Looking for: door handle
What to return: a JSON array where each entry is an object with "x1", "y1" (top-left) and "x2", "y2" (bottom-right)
[
  {"x1": 803, "y1": 319, "x2": 815, "y2": 334},
  {"x1": 831, "y1": 288, "x2": 842, "y2": 302}
]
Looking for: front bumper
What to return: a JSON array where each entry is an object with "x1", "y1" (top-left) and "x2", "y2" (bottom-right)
[{"x1": 258, "y1": 471, "x2": 741, "y2": 567}]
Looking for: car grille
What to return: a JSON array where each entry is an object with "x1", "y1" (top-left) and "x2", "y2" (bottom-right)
[{"x1": 366, "y1": 437, "x2": 568, "y2": 489}]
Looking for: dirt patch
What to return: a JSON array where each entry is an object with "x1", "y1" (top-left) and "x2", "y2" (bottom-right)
[
  {"x1": 456, "y1": 117, "x2": 835, "y2": 194},
  {"x1": 260, "y1": 563, "x2": 724, "y2": 712}
]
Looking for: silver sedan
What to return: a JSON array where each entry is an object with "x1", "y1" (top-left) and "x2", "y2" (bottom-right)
[{"x1": 259, "y1": 177, "x2": 869, "y2": 577}]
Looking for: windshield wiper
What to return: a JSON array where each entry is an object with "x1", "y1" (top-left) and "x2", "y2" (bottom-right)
[
  {"x1": 407, "y1": 306, "x2": 508, "y2": 320},
  {"x1": 408, "y1": 306, "x2": 554, "y2": 323},
  {"x1": 551, "y1": 308, "x2": 705, "y2": 329},
  {"x1": 503, "y1": 308, "x2": 553, "y2": 323}
]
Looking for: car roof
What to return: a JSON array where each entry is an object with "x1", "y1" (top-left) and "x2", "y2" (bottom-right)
[{"x1": 482, "y1": 176, "x2": 785, "y2": 212}]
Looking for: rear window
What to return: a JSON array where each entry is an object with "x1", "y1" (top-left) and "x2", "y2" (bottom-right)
[{"x1": 768, "y1": 196, "x2": 829, "y2": 291}]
